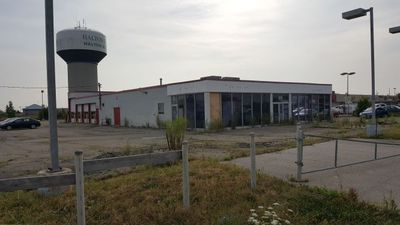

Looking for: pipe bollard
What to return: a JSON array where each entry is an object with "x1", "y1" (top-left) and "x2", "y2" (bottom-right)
[
  {"x1": 182, "y1": 141, "x2": 190, "y2": 208},
  {"x1": 74, "y1": 151, "x2": 86, "y2": 225},
  {"x1": 250, "y1": 132, "x2": 256, "y2": 190},
  {"x1": 296, "y1": 124, "x2": 304, "y2": 181}
]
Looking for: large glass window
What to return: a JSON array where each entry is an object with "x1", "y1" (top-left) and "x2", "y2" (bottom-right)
[
  {"x1": 177, "y1": 95, "x2": 185, "y2": 118},
  {"x1": 221, "y1": 93, "x2": 232, "y2": 127},
  {"x1": 186, "y1": 94, "x2": 195, "y2": 128},
  {"x1": 291, "y1": 95, "x2": 298, "y2": 120},
  {"x1": 243, "y1": 93, "x2": 252, "y2": 126},
  {"x1": 324, "y1": 94, "x2": 331, "y2": 120},
  {"x1": 195, "y1": 93, "x2": 205, "y2": 128},
  {"x1": 252, "y1": 94, "x2": 261, "y2": 125},
  {"x1": 232, "y1": 93, "x2": 242, "y2": 127},
  {"x1": 171, "y1": 94, "x2": 205, "y2": 129},
  {"x1": 262, "y1": 93, "x2": 270, "y2": 124},
  {"x1": 273, "y1": 94, "x2": 289, "y2": 102}
]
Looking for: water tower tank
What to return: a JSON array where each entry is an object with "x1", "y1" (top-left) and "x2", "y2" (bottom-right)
[{"x1": 56, "y1": 27, "x2": 107, "y2": 93}]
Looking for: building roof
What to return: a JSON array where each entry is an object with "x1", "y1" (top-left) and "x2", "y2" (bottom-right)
[
  {"x1": 72, "y1": 76, "x2": 332, "y2": 100},
  {"x1": 23, "y1": 104, "x2": 42, "y2": 110}
]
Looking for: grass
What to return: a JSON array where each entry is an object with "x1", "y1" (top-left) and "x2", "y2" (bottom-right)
[{"x1": 2, "y1": 160, "x2": 399, "y2": 225}]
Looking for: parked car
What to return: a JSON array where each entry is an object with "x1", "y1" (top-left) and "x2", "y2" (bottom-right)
[
  {"x1": 0, "y1": 117, "x2": 41, "y2": 130},
  {"x1": 375, "y1": 103, "x2": 388, "y2": 109},
  {"x1": 359, "y1": 107, "x2": 388, "y2": 118},
  {"x1": 387, "y1": 105, "x2": 400, "y2": 115}
]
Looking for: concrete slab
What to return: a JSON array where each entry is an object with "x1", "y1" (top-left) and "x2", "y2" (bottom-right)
[{"x1": 229, "y1": 140, "x2": 400, "y2": 205}]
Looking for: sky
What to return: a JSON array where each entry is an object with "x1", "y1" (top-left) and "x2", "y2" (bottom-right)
[{"x1": 0, "y1": 0, "x2": 400, "y2": 110}]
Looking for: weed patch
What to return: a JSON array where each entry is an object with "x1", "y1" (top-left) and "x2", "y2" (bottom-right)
[{"x1": 1, "y1": 160, "x2": 399, "y2": 225}]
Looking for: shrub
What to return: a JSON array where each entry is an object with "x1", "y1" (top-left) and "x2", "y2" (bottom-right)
[
  {"x1": 355, "y1": 97, "x2": 371, "y2": 116},
  {"x1": 38, "y1": 107, "x2": 48, "y2": 120},
  {"x1": 165, "y1": 118, "x2": 187, "y2": 150}
]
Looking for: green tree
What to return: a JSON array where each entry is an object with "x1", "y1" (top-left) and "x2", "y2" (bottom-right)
[
  {"x1": 355, "y1": 97, "x2": 371, "y2": 116},
  {"x1": 5, "y1": 101, "x2": 16, "y2": 118},
  {"x1": 38, "y1": 107, "x2": 48, "y2": 120}
]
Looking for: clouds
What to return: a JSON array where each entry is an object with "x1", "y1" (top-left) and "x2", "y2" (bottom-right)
[{"x1": 0, "y1": 0, "x2": 399, "y2": 109}]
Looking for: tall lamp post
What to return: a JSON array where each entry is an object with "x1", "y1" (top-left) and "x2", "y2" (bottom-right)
[
  {"x1": 41, "y1": 90, "x2": 44, "y2": 108},
  {"x1": 44, "y1": 0, "x2": 60, "y2": 171},
  {"x1": 389, "y1": 26, "x2": 400, "y2": 103},
  {"x1": 342, "y1": 7, "x2": 376, "y2": 135},
  {"x1": 340, "y1": 72, "x2": 356, "y2": 115}
]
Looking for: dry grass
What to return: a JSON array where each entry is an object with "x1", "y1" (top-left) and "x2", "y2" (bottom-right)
[{"x1": 1, "y1": 160, "x2": 399, "y2": 225}]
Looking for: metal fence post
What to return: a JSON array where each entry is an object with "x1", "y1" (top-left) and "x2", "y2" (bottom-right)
[
  {"x1": 250, "y1": 132, "x2": 256, "y2": 190},
  {"x1": 334, "y1": 139, "x2": 338, "y2": 168},
  {"x1": 74, "y1": 151, "x2": 86, "y2": 225},
  {"x1": 374, "y1": 143, "x2": 378, "y2": 160},
  {"x1": 182, "y1": 141, "x2": 190, "y2": 208},
  {"x1": 296, "y1": 124, "x2": 304, "y2": 181}
]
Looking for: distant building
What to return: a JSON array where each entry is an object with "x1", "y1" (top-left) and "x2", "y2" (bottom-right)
[
  {"x1": 23, "y1": 104, "x2": 42, "y2": 115},
  {"x1": 332, "y1": 92, "x2": 396, "y2": 105},
  {"x1": 69, "y1": 76, "x2": 332, "y2": 128}
]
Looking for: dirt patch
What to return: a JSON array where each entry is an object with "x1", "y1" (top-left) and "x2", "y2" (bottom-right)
[{"x1": 0, "y1": 121, "x2": 340, "y2": 178}]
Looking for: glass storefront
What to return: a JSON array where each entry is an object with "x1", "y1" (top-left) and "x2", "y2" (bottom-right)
[
  {"x1": 172, "y1": 92, "x2": 331, "y2": 129},
  {"x1": 291, "y1": 94, "x2": 331, "y2": 121},
  {"x1": 171, "y1": 93, "x2": 205, "y2": 129},
  {"x1": 220, "y1": 93, "x2": 273, "y2": 127}
]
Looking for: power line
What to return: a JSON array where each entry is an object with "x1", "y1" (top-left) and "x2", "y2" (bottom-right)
[{"x1": 0, "y1": 84, "x2": 100, "y2": 90}]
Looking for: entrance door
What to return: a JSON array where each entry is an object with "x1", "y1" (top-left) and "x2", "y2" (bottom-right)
[
  {"x1": 113, "y1": 107, "x2": 121, "y2": 127},
  {"x1": 273, "y1": 103, "x2": 289, "y2": 123}
]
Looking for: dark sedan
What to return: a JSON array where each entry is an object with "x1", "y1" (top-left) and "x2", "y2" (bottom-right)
[
  {"x1": 0, "y1": 117, "x2": 41, "y2": 130},
  {"x1": 359, "y1": 107, "x2": 388, "y2": 118}
]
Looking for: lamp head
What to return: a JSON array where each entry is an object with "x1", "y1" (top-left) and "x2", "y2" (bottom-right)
[
  {"x1": 342, "y1": 8, "x2": 368, "y2": 20},
  {"x1": 389, "y1": 26, "x2": 400, "y2": 34}
]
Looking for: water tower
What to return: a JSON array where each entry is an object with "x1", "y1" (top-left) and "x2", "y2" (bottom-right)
[{"x1": 56, "y1": 27, "x2": 107, "y2": 93}]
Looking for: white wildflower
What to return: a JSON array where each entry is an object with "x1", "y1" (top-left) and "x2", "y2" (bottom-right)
[
  {"x1": 284, "y1": 220, "x2": 291, "y2": 224},
  {"x1": 287, "y1": 209, "x2": 294, "y2": 213},
  {"x1": 258, "y1": 205, "x2": 264, "y2": 209},
  {"x1": 272, "y1": 202, "x2": 280, "y2": 207},
  {"x1": 271, "y1": 219, "x2": 279, "y2": 225}
]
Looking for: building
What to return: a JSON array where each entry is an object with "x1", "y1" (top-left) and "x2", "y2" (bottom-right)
[
  {"x1": 23, "y1": 104, "x2": 43, "y2": 115},
  {"x1": 332, "y1": 92, "x2": 397, "y2": 105},
  {"x1": 56, "y1": 26, "x2": 332, "y2": 129},
  {"x1": 69, "y1": 76, "x2": 332, "y2": 129}
]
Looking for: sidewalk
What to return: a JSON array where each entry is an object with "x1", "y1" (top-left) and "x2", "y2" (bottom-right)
[{"x1": 229, "y1": 140, "x2": 400, "y2": 205}]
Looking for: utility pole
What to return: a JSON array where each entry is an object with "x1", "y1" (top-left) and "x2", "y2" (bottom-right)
[
  {"x1": 98, "y1": 82, "x2": 102, "y2": 110},
  {"x1": 45, "y1": 0, "x2": 60, "y2": 171}
]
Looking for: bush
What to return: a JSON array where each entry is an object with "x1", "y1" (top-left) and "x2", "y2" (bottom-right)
[
  {"x1": 165, "y1": 118, "x2": 187, "y2": 150},
  {"x1": 38, "y1": 107, "x2": 48, "y2": 120},
  {"x1": 355, "y1": 98, "x2": 371, "y2": 116}
]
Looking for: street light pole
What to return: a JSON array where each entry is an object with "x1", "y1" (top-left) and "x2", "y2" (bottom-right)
[
  {"x1": 369, "y1": 7, "x2": 376, "y2": 135},
  {"x1": 41, "y1": 90, "x2": 44, "y2": 108},
  {"x1": 342, "y1": 7, "x2": 376, "y2": 135},
  {"x1": 389, "y1": 27, "x2": 400, "y2": 101},
  {"x1": 340, "y1": 72, "x2": 355, "y2": 115},
  {"x1": 45, "y1": 0, "x2": 60, "y2": 171}
]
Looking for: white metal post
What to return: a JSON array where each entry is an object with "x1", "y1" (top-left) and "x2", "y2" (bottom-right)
[
  {"x1": 250, "y1": 132, "x2": 256, "y2": 190},
  {"x1": 296, "y1": 124, "x2": 304, "y2": 181},
  {"x1": 74, "y1": 151, "x2": 86, "y2": 225},
  {"x1": 182, "y1": 141, "x2": 190, "y2": 208}
]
